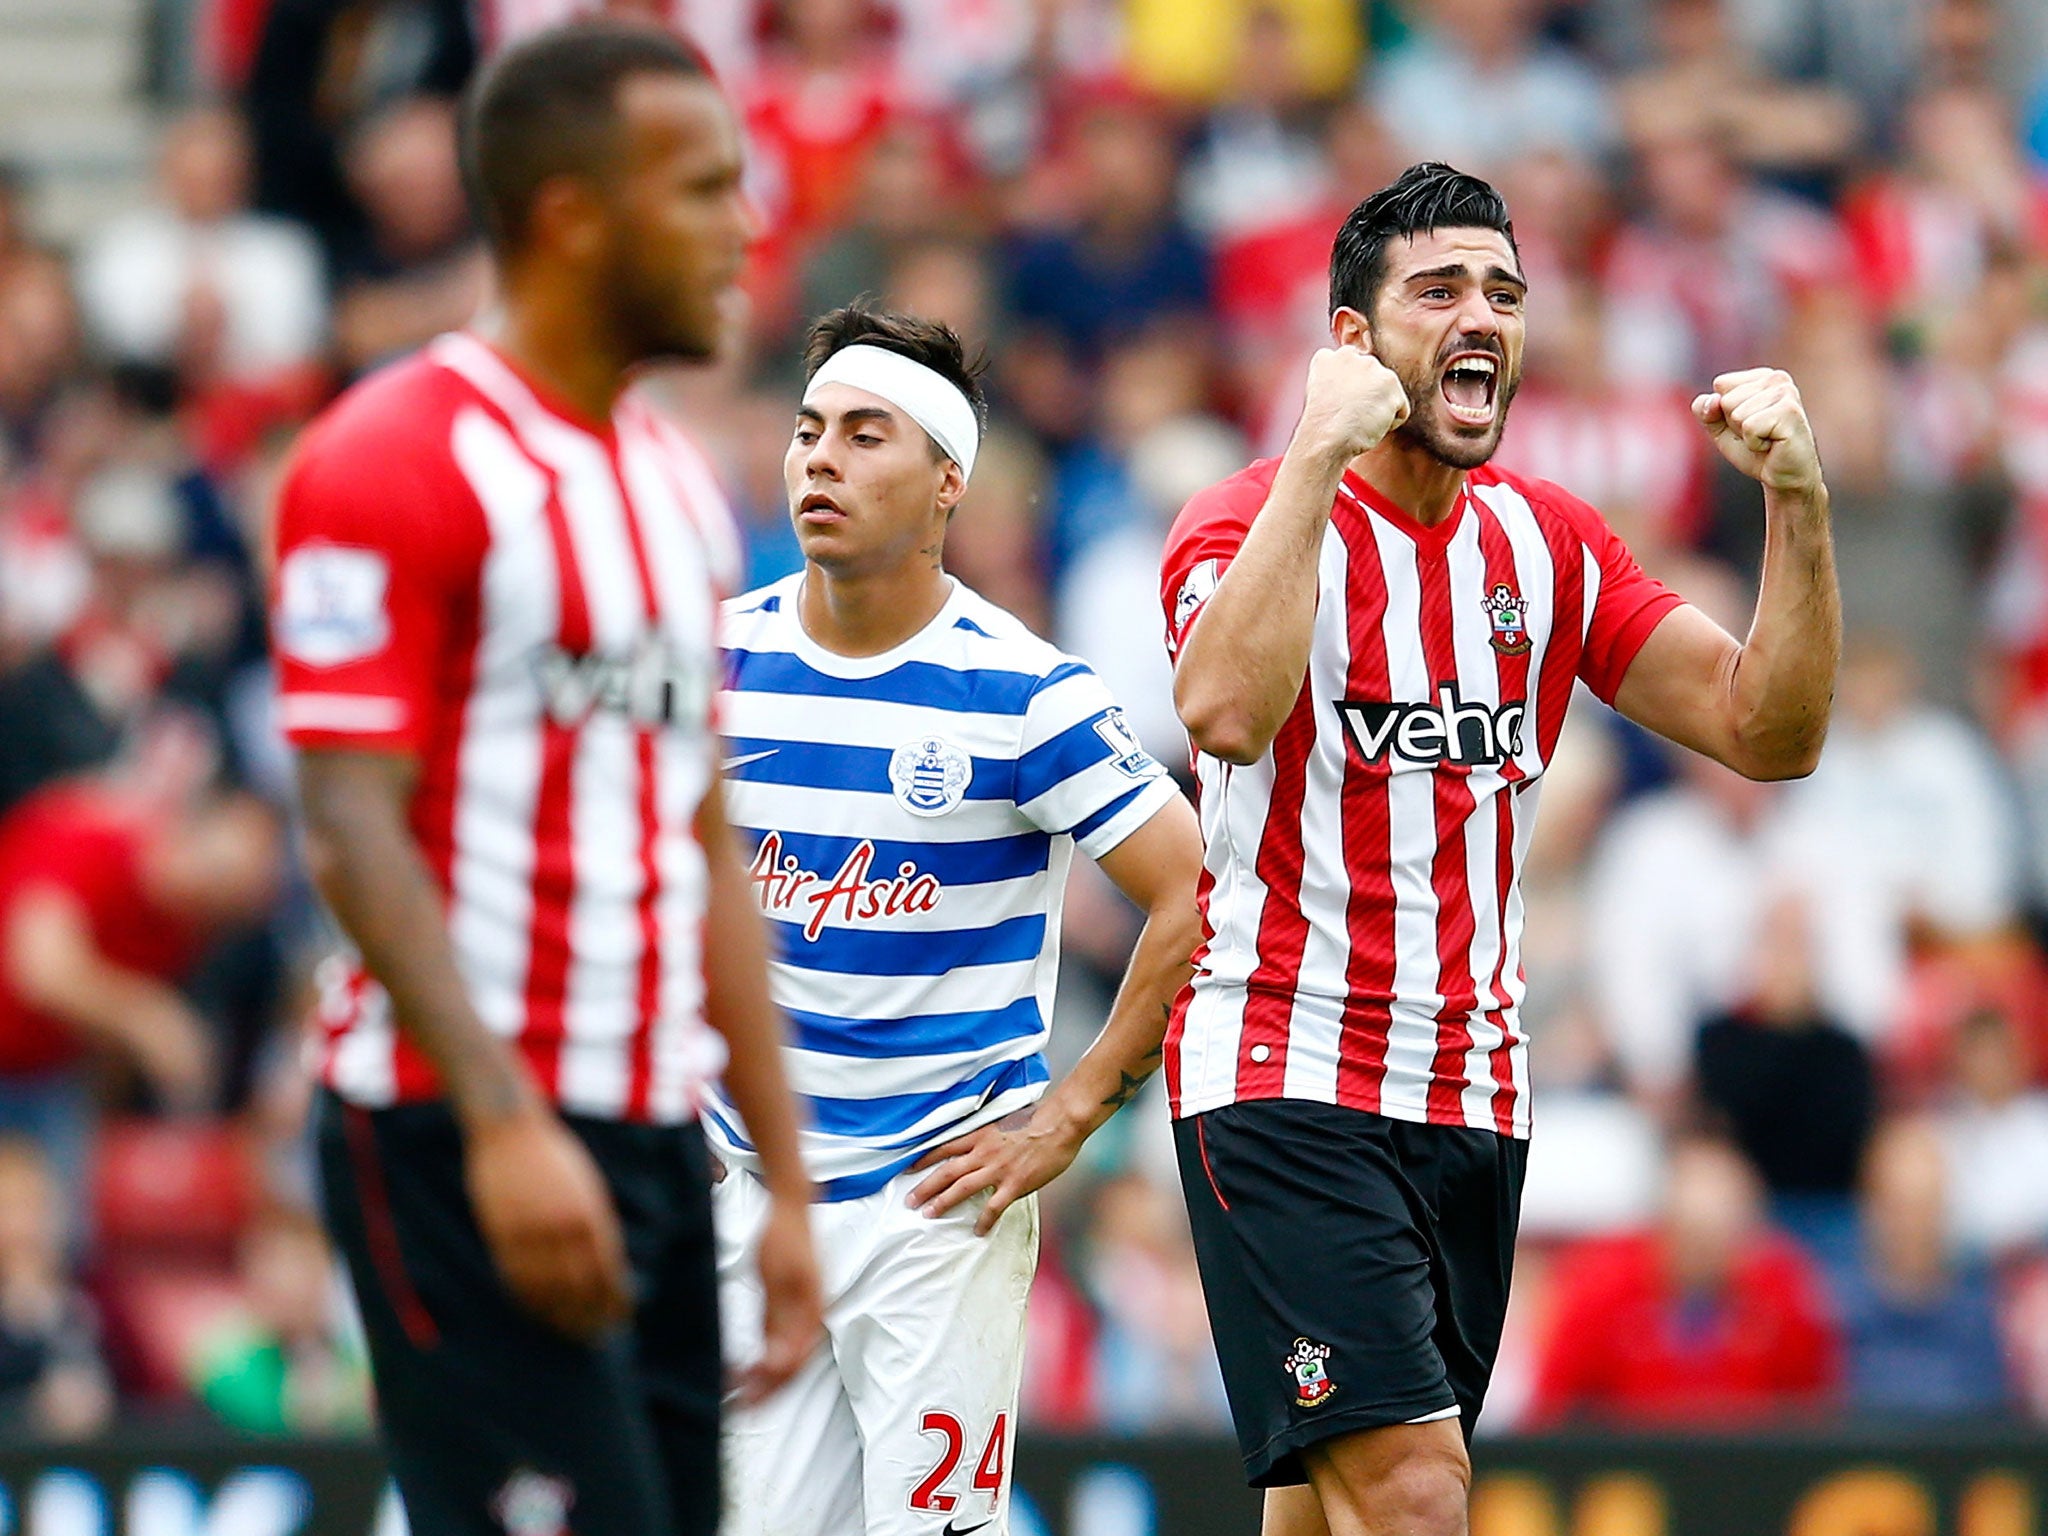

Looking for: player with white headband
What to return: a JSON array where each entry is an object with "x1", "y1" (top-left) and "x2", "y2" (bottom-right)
[{"x1": 707, "y1": 301, "x2": 1205, "y2": 1535}]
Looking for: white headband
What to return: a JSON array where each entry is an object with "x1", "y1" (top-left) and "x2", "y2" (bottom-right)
[{"x1": 803, "y1": 344, "x2": 980, "y2": 483}]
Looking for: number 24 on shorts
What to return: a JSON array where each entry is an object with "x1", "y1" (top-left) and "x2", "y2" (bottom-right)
[{"x1": 909, "y1": 1410, "x2": 1008, "y2": 1518}]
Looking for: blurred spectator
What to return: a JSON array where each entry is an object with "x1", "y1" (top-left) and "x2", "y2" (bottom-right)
[
  {"x1": 0, "y1": 1138, "x2": 112, "y2": 1440},
  {"x1": 1003, "y1": 85, "x2": 1211, "y2": 364},
  {"x1": 1939, "y1": 1006, "x2": 2048, "y2": 1258},
  {"x1": 1122, "y1": 0, "x2": 1357, "y2": 104},
  {"x1": 1614, "y1": 0, "x2": 1859, "y2": 185},
  {"x1": 75, "y1": 108, "x2": 327, "y2": 394},
  {"x1": 331, "y1": 97, "x2": 486, "y2": 376},
  {"x1": 1835, "y1": 1117, "x2": 2011, "y2": 1418},
  {"x1": 1787, "y1": 635, "x2": 2022, "y2": 948},
  {"x1": 1529, "y1": 1136, "x2": 1839, "y2": 1426},
  {"x1": 1601, "y1": 111, "x2": 1847, "y2": 388},
  {"x1": 0, "y1": 232, "x2": 81, "y2": 471},
  {"x1": 1176, "y1": 5, "x2": 1331, "y2": 243},
  {"x1": 1046, "y1": 326, "x2": 1219, "y2": 572},
  {"x1": 0, "y1": 779, "x2": 281, "y2": 1198},
  {"x1": 1584, "y1": 748, "x2": 1893, "y2": 1102},
  {"x1": 1693, "y1": 895, "x2": 1875, "y2": 1221},
  {"x1": 896, "y1": 0, "x2": 1124, "y2": 181},
  {"x1": 798, "y1": 116, "x2": 973, "y2": 336},
  {"x1": 471, "y1": 0, "x2": 758, "y2": 80},
  {"x1": 243, "y1": 0, "x2": 475, "y2": 264},
  {"x1": 0, "y1": 453, "x2": 246, "y2": 815},
  {"x1": 1057, "y1": 413, "x2": 1244, "y2": 763},
  {"x1": 1367, "y1": 0, "x2": 1614, "y2": 171},
  {"x1": 745, "y1": 0, "x2": 914, "y2": 315},
  {"x1": 1841, "y1": 82, "x2": 2048, "y2": 350},
  {"x1": 1078, "y1": 1172, "x2": 1230, "y2": 1432},
  {"x1": 188, "y1": 1205, "x2": 370, "y2": 1434}
]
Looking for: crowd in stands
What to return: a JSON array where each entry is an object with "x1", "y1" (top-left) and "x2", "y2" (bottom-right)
[{"x1": 0, "y1": 0, "x2": 2046, "y2": 1439}]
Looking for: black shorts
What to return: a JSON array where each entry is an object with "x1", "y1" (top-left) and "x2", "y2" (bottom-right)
[
  {"x1": 1174, "y1": 1100, "x2": 1527, "y2": 1487},
  {"x1": 316, "y1": 1091, "x2": 721, "y2": 1536}
]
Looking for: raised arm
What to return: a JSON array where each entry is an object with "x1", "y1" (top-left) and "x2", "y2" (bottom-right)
[
  {"x1": 6, "y1": 887, "x2": 214, "y2": 1111},
  {"x1": 296, "y1": 748, "x2": 631, "y2": 1340},
  {"x1": 907, "y1": 792, "x2": 1206, "y2": 1233},
  {"x1": 1174, "y1": 345, "x2": 1410, "y2": 765},
  {"x1": 1611, "y1": 368, "x2": 1840, "y2": 781},
  {"x1": 693, "y1": 777, "x2": 822, "y2": 1401}
]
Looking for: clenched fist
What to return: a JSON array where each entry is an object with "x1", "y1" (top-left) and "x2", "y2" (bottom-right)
[
  {"x1": 1296, "y1": 343, "x2": 1411, "y2": 462},
  {"x1": 1693, "y1": 368, "x2": 1823, "y2": 496}
]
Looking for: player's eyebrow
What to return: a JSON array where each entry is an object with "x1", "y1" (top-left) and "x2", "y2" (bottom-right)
[
  {"x1": 794, "y1": 404, "x2": 899, "y2": 429},
  {"x1": 1405, "y1": 262, "x2": 1528, "y2": 293},
  {"x1": 837, "y1": 407, "x2": 898, "y2": 429}
]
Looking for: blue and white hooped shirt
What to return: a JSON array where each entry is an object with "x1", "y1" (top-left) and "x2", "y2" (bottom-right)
[{"x1": 703, "y1": 573, "x2": 1179, "y2": 1200}]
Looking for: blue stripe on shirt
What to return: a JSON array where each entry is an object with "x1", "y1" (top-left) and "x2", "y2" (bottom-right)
[
  {"x1": 767, "y1": 913, "x2": 1045, "y2": 976},
  {"x1": 724, "y1": 649, "x2": 1044, "y2": 715},
  {"x1": 788, "y1": 997, "x2": 1044, "y2": 1059},
  {"x1": 805, "y1": 1054, "x2": 1049, "y2": 1138},
  {"x1": 1013, "y1": 712, "x2": 1126, "y2": 806},
  {"x1": 1068, "y1": 782, "x2": 1152, "y2": 844},
  {"x1": 722, "y1": 735, "x2": 1014, "y2": 802}
]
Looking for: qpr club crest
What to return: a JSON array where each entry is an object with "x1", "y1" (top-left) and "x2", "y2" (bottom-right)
[
  {"x1": 1285, "y1": 1337, "x2": 1336, "y2": 1409},
  {"x1": 889, "y1": 734, "x2": 972, "y2": 817},
  {"x1": 1483, "y1": 582, "x2": 1530, "y2": 656}
]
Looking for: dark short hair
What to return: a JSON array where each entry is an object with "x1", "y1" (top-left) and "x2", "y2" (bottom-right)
[
  {"x1": 459, "y1": 21, "x2": 709, "y2": 254},
  {"x1": 1328, "y1": 162, "x2": 1518, "y2": 316},
  {"x1": 801, "y1": 299, "x2": 989, "y2": 450}
]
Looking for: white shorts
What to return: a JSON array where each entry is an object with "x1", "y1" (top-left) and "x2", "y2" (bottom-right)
[{"x1": 716, "y1": 1168, "x2": 1038, "y2": 1536}]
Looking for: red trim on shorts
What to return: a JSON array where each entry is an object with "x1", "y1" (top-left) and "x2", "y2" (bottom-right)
[
  {"x1": 341, "y1": 1105, "x2": 441, "y2": 1350},
  {"x1": 1196, "y1": 1118, "x2": 1231, "y2": 1213}
]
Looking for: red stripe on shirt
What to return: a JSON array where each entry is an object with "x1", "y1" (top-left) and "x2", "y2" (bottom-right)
[
  {"x1": 1236, "y1": 692, "x2": 1318, "y2": 1098},
  {"x1": 609, "y1": 438, "x2": 667, "y2": 1125},
  {"x1": 1163, "y1": 858, "x2": 1216, "y2": 1118},
  {"x1": 1534, "y1": 511, "x2": 1587, "y2": 763},
  {"x1": 1332, "y1": 511, "x2": 1397, "y2": 1113},
  {"x1": 1415, "y1": 528, "x2": 1480, "y2": 1126},
  {"x1": 521, "y1": 475, "x2": 591, "y2": 1101},
  {"x1": 1475, "y1": 503, "x2": 1534, "y2": 1132}
]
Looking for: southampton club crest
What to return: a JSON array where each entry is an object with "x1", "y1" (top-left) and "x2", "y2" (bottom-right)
[
  {"x1": 1285, "y1": 1338, "x2": 1336, "y2": 1410},
  {"x1": 889, "y1": 734, "x2": 973, "y2": 818},
  {"x1": 1483, "y1": 582, "x2": 1530, "y2": 656}
]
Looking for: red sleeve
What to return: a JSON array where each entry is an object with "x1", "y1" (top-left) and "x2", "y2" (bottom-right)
[
  {"x1": 1763, "y1": 1243, "x2": 1842, "y2": 1402},
  {"x1": 269, "y1": 371, "x2": 487, "y2": 755},
  {"x1": 1158, "y1": 460, "x2": 1279, "y2": 663},
  {"x1": 1538, "y1": 483, "x2": 1684, "y2": 706},
  {"x1": 1526, "y1": 1237, "x2": 1627, "y2": 1426}
]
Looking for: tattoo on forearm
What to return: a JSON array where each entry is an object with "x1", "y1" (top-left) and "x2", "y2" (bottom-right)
[
  {"x1": 1101, "y1": 1067, "x2": 1154, "y2": 1110},
  {"x1": 1100, "y1": 1032, "x2": 1167, "y2": 1111}
]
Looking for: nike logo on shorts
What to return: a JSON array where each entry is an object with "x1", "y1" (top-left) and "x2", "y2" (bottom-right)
[
  {"x1": 941, "y1": 1520, "x2": 993, "y2": 1536},
  {"x1": 721, "y1": 749, "x2": 779, "y2": 772}
]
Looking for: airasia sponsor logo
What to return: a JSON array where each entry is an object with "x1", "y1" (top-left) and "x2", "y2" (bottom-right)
[
  {"x1": 748, "y1": 830, "x2": 942, "y2": 941},
  {"x1": 1336, "y1": 683, "x2": 1526, "y2": 768}
]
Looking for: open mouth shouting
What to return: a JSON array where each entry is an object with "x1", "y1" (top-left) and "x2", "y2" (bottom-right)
[{"x1": 1439, "y1": 350, "x2": 1501, "y2": 430}]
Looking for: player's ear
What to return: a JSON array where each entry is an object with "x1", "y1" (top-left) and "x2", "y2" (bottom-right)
[
  {"x1": 1331, "y1": 306, "x2": 1373, "y2": 352},
  {"x1": 934, "y1": 458, "x2": 968, "y2": 518},
  {"x1": 527, "y1": 174, "x2": 607, "y2": 264}
]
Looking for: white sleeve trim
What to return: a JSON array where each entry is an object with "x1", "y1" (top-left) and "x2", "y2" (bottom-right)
[
  {"x1": 278, "y1": 693, "x2": 408, "y2": 734},
  {"x1": 1076, "y1": 775, "x2": 1182, "y2": 862}
]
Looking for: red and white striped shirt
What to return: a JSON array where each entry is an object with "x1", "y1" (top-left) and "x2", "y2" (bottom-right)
[
  {"x1": 271, "y1": 332, "x2": 740, "y2": 1123},
  {"x1": 1159, "y1": 460, "x2": 1682, "y2": 1137}
]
